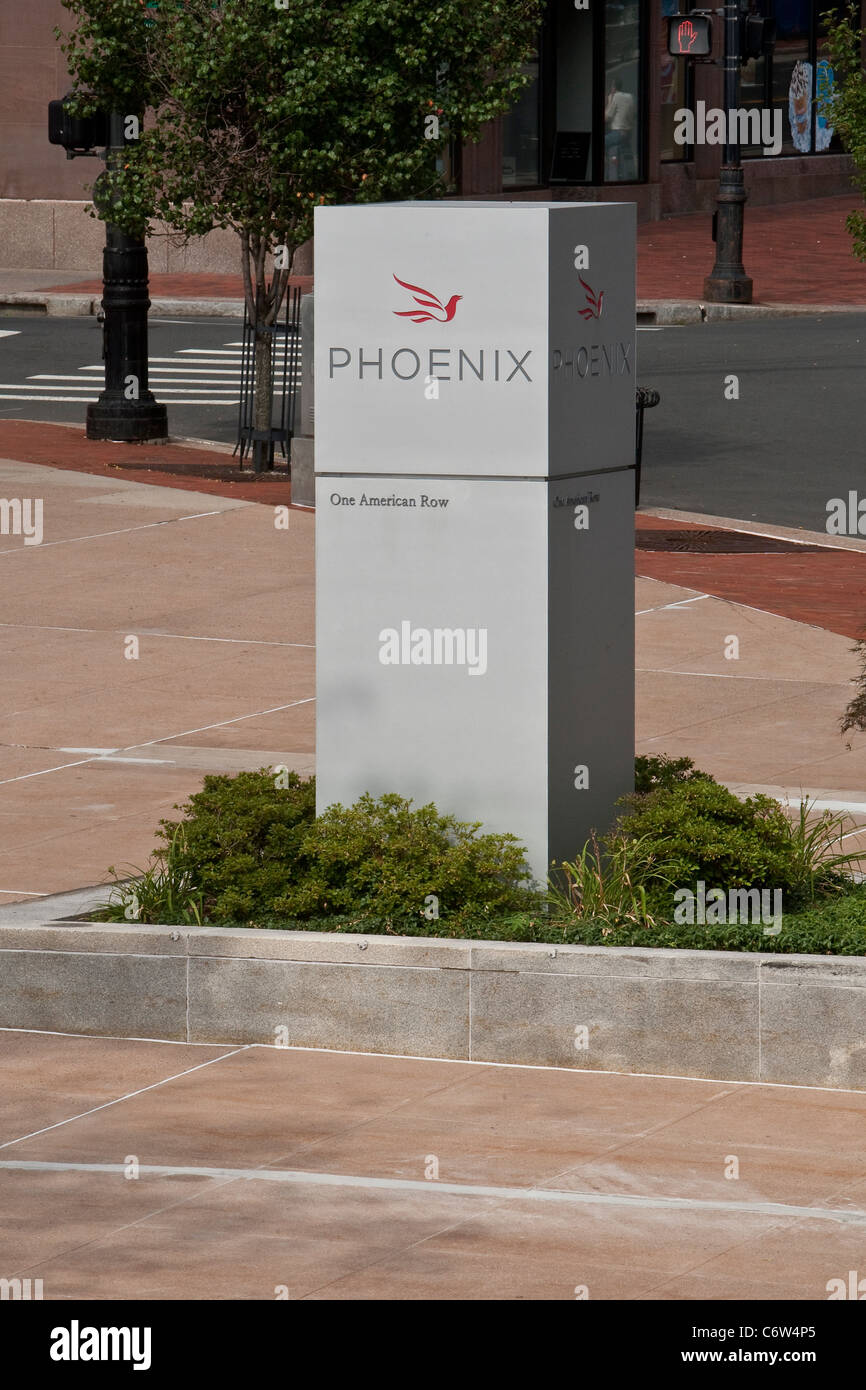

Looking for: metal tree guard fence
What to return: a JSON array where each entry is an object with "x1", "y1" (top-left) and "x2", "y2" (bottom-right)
[{"x1": 235, "y1": 285, "x2": 302, "y2": 473}]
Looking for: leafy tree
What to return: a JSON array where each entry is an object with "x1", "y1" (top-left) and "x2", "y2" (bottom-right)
[
  {"x1": 822, "y1": 4, "x2": 866, "y2": 259},
  {"x1": 59, "y1": 0, "x2": 543, "y2": 461}
]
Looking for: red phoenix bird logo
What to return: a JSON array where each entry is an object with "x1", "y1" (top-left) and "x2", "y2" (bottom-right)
[
  {"x1": 578, "y1": 276, "x2": 604, "y2": 320},
  {"x1": 392, "y1": 274, "x2": 462, "y2": 323}
]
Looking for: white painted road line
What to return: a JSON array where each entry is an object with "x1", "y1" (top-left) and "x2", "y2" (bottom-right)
[
  {"x1": 36, "y1": 370, "x2": 244, "y2": 379},
  {"x1": 10, "y1": 382, "x2": 240, "y2": 394},
  {"x1": 1, "y1": 1158, "x2": 865, "y2": 1225},
  {"x1": 0, "y1": 397, "x2": 241, "y2": 405}
]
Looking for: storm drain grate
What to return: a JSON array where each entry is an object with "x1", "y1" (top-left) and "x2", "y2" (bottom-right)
[{"x1": 636, "y1": 528, "x2": 827, "y2": 555}]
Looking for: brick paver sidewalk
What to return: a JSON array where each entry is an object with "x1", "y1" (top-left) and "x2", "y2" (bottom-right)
[
  {"x1": 635, "y1": 513, "x2": 866, "y2": 641},
  {"x1": 47, "y1": 272, "x2": 309, "y2": 300},
  {"x1": 36, "y1": 195, "x2": 866, "y2": 308},
  {"x1": 0, "y1": 421, "x2": 294, "y2": 508},
  {"x1": 4, "y1": 421, "x2": 864, "y2": 641},
  {"x1": 636, "y1": 194, "x2": 866, "y2": 304}
]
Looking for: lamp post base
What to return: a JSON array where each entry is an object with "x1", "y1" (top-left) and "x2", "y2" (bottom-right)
[
  {"x1": 86, "y1": 396, "x2": 168, "y2": 442},
  {"x1": 704, "y1": 164, "x2": 753, "y2": 305}
]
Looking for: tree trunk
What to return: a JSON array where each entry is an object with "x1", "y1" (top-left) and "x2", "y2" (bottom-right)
[{"x1": 252, "y1": 326, "x2": 273, "y2": 473}]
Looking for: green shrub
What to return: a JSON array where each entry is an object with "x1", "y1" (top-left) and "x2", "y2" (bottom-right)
[
  {"x1": 633, "y1": 754, "x2": 718, "y2": 797},
  {"x1": 94, "y1": 772, "x2": 538, "y2": 930},
  {"x1": 277, "y1": 791, "x2": 539, "y2": 930},
  {"x1": 154, "y1": 768, "x2": 316, "y2": 922},
  {"x1": 614, "y1": 779, "x2": 810, "y2": 914}
]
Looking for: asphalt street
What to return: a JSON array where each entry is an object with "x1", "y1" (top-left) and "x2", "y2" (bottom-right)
[
  {"x1": 0, "y1": 314, "x2": 251, "y2": 450},
  {"x1": 636, "y1": 314, "x2": 866, "y2": 533},
  {"x1": 0, "y1": 311, "x2": 862, "y2": 531}
]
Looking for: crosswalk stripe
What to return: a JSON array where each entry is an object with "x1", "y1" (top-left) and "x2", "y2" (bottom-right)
[
  {"x1": 78, "y1": 363, "x2": 243, "y2": 374},
  {"x1": 0, "y1": 384, "x2": 240, "y2": 395},
  {"x1": 0, "y1": 336, "x2": 301, "y2": 411},
  {"x1": 32, "y1": 375, "x2": 242, "y2": 384},
  {"x1": 145, "y1": 360, "x2": 243, "y2": 368},
  {"x1": 0, "y1": 394, "x2": 240, "y2": 405}
]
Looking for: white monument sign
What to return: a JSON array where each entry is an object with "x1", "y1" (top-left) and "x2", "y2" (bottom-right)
[{"x1": 314, "y1": 201, "x2": 636, "y2": 884}]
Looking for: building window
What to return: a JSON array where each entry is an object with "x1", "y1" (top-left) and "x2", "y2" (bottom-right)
[
  {"x1": 502, "y1": 58, "x2": 542, "y2": 187},
  {"x1": 604, "y1": 1, "x2": 641, "y2": 182},
  {"x1": 554, "y1": 0, "x2": 595, "y2": 180},
  {"x1": 742, "y1": 0, "x2": 843, "y2": 158},
  {"x1": 549, "y1": 0, "x2": 645, "y2": 185}
]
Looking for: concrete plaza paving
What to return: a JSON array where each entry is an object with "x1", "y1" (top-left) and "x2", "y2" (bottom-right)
[
  {"x1": 2, "y1": 436, "x2": 866, "y2": 902},
  {"x1": 0, "y1": 452, "x2": 314, "y2": 901},
  {"x1": 2, "y1": 1031, "x2": 866, "y2": 1300},
  {"x1": 2, "y1": 424, "x2": 866, "y2": 1301}
]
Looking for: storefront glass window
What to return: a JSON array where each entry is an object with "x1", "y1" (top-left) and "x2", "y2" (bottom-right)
[
  {"x1": 742, "y1": 0, "x2": 843, "y2": 158},
  {"x1": 604, "y1": 1, "x2": 641, "y2": 181},
  {"x1": 555, "y1": 0, "x2": 594, "y2": 180}
]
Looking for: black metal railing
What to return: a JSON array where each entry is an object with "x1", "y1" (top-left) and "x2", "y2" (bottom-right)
[{"x1": 635, "y1": 386, "x2": 660, "y2": 506}]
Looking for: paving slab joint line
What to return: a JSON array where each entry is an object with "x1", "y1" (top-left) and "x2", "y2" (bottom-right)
[
  {"x1": 0, "y1": 1046, "x2": 251, "y2": 1151},
  {"x1": 2, "y1": 1159, "x2": 865, "y2": 1225}
]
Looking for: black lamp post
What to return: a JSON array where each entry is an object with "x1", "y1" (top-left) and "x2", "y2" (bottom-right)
[
  {"x1": 86, "y1": 112, "x2": 167, "y2": 441},
  {"x1": 703, "y1": 2, "x2": 753, "y2": 304}
]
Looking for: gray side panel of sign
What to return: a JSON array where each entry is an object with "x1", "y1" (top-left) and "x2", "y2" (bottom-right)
[
  {"x1": 547, "y1": 470, "x2": 635, "y2": 870},
  {"x1": 547, "y1": 203, "x2": 637, "y2": 478}
]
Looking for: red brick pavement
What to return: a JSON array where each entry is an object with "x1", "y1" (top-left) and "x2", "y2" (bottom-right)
[
  {"x1": 3, "y1": 422, "x2": 865, "y2": 641},
  {"x1": 635, "y1": 512, "x2": 866, "y2": 641},
  {"x1": 636, "y1": 195, "x2": 866, "y2": 304},
  {"x1": 42, "y1": 198, "x2": 866, "y2": 308},
  {"x1": 0, "y1": 421, "x2": 294, "y2": 507},
  {"x1": 48, "y1": 273, "x2": 311, "y2": 300}
]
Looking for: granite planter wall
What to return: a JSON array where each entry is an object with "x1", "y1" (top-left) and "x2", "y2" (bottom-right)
[{"x1": 1, "y1": 921, "x2": 865, "y2": 1091}]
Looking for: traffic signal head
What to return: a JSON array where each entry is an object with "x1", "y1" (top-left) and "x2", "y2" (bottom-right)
[
  {"x1": 667, "y1": 13, "x2": 713, "y2": 57},
  {"x1": 48, "y1": 95, "x2": 109, "y2": 156},
  {"x1": 742, "y1": 15, "x2": 776, "y2": 61}
]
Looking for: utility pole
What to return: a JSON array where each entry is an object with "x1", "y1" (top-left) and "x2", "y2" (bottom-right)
[
  {"x1": 703, "y1": 3, "x2": 752, "y2": 303},
  {"x1": 86, "y1": 111, "x2": 167, "y2": 441}
]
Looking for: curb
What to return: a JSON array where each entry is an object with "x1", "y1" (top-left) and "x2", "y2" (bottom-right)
[
  {"x1": 3, "y1": 291, "x2": 864, "y2": 324},
  {"x1": 638, "y1": 298, "x2": 866, "y2": 325},
  {"x1": 0, "y1": 292, "x2": 96, "y2": 317},
  {"x1": 638, "y1": 505, "x2": 866, "y2": 555},
  {"x1": 0, "y1": 292, "x2": 246, "y2": 319}
]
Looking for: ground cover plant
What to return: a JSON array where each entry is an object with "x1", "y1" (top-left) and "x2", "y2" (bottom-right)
[{"x1": 95, "y1": 762, "x2": 866, "y2": 953}]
